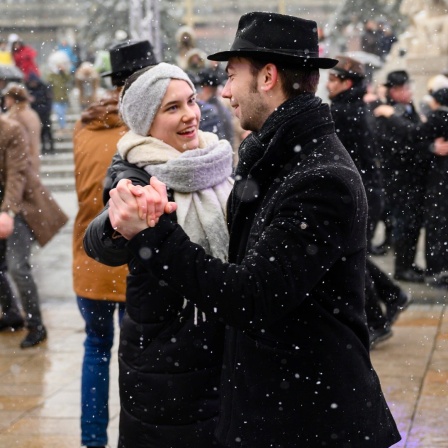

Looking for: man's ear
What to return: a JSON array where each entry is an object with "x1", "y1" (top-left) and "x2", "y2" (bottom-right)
[
  {"x1": 259, "y1": 63, "x2": 279, "y2": 92},
  {"x1": 345, "y1": 78, "x2": 354, "y2": 89}
]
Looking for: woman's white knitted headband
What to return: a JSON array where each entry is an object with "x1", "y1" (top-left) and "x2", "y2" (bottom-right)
[{"x1": 119, "y1": 62, "x2": 196, "y2": 136}]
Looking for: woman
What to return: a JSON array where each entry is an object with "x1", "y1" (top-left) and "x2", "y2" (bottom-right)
[{"x1": 84, "y1": 63, "x2": 234, "y2": 447}]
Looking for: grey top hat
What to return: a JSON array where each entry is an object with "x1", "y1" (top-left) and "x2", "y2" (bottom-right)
[
  {"x1": 101, "y1": 39, "x2": 158, "y2": 78},
  {"x1": 208, "y1": 11, "x2": 338, "y2": 69}
]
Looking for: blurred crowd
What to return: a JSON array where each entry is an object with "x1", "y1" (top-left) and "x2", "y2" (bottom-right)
[{"x1": 1, "y1": 15, "x2": 448, "y2": 448}]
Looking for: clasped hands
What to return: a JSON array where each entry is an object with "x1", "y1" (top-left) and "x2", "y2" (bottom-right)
[{"x1": 108, "y1": 177, "x2": 177, "y2": 240}]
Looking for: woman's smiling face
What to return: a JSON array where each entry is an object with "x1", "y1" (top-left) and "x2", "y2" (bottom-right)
[{"x1": 149, "y1": 79, "x2": 201, "y2": 152}]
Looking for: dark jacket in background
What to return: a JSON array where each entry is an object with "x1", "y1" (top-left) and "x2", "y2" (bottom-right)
[
  {"x1": 387, "y1": 107, "x2": 448, "y2": 274},
  {"x1": 26, "y1": 73, "x2": 53, "y2": 120},
  {"x1": 375, "y1": 99, "x2": 431, "y2": 271},
  {"x1": 330, "y1": 84, "x2": 383, "y2": 223},
  {"x1": 86, "y1": 97, "x2": 400, "y2": 447}
]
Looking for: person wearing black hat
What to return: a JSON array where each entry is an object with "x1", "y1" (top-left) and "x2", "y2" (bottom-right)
[
  {"x1": 375, "y1": 86, "x2": 448, "y2": 286},
  {"x1": 327, "y1": 56, "x2": 411, "y2": 348},
  {"x1": 87, "y1": 12, "x2": 400, "y2": 447},
  {"x1": 373, "y1": 70, "x2": 431, "y2": 283},
  {"x1": 195, "y1": 67, "x2": 235, "y2": 146},
  {"x1": 72, "y1": 39, "x2": 158, "y2": 448}
]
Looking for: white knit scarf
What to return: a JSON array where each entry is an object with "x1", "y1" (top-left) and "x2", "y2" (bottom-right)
[{"x1": 117, "y1": 130, "x2": 234, "y2": 262}]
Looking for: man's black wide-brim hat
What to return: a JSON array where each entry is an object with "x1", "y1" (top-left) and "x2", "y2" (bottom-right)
[{"x1": 208, "y1": 11, "x2": 338, "y2": 69}]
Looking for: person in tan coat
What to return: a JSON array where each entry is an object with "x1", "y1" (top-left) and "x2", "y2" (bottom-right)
[
  {"x1": 0, "y1": 113, "x2": 68, "y2": 348},
  {"x1": 72, "y1": 39, "x2": 157, "y2": 448},
  {"x1": 74, "y1": 61, "x2": 100, "y2": 110},
  {"x1": 2, "y1": 83, "x2": 42, "y2": 173}
]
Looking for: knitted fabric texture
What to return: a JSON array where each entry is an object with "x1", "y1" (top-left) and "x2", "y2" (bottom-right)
[
  {"x1": 119, "y1": 62, "x2": 195, "y2": 136},
  {"x1": 117, "y1": 129, "x2": 233, "y2": 261}
]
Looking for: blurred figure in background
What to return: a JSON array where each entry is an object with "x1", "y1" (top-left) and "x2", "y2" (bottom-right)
[
  {"x1": 0, "y1": 116, "x2": 28, "y2": 336},
  {"x1": 26, "y1": 73, "x2": 54, "y2": 154},
  {"x1": 373, "y1": 70, "x2": 430, "y2": 283},
  {"x1": 47, "y1": 61, "x2": 72, "y2": 134},
  {"x1": 196, "y1": 67, "x2": 235, "y2": 147},
  {"x1": 74, "y1": 61, "x2": 100, "y2": 110},
  {"x1": 0, "y1": 107, "x2": 68, "y2": 348},
  {"x1": 326, "y1": 56, "x2": 411, "y2": 348},
  {"x1": 10, "y1": 36, "x2": 40, "y2": 81},
  {"x1": 2, "y1": 83, "x2": 42, "y2": 173}
]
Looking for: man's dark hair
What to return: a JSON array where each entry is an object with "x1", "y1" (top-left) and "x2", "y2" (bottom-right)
[{"x1": 246, "y1": 57, "x2": 319, "y2": 97}]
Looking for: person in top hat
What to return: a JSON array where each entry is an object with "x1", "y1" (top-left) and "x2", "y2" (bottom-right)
[
  {"x1": 194, "y1": 67, "x2": 235, "y2": 146},
  {"x1": 72, "y1": 39, "x2": 157, "y2": 448},
  {"x1": 383, "y1": 69, "x2": 409, "y2": 88},
  {"x1": 86, "y1": 12, "x2": 400, "y2": 447},
  {"x1": 373, "y1": 70, "x2": 431, "y2": 284},
  {"x1": 375, "y1": 84, "x2": 448, "y2": 287},
  {"x1": 326, "y1": 56, "x2": 411, "y2": 348}
]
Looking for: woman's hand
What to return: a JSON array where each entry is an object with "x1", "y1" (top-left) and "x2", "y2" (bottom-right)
[{"x1": 108, "y1": 178, "x2": 177, "y2": 240}]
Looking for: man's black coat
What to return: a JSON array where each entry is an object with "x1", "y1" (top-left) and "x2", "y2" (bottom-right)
[{"x1": 85, "y1": 96, "x2": 400, "y2": 447}]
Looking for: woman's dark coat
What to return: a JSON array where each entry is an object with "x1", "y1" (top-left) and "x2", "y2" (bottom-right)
[
  {"x1": 85, "y1": 155, "x2": 225, "y2": 448},
  {"x1": 86, "y1": 98, "x2": 400, "y2": 447}
]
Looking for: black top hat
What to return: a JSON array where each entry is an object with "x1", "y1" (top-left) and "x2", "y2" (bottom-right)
[
  {"x1": 101, "y1": 40, "x2": 158, "y2": 78},
  {"x1": 196, "y1": 68, "x2": 226, "y2": 87},
  {"x1": 207, "y1": 11, "x2": 338, "y2": 69},
  {"x1": 384, "y1": 70, "x2": 410, "y2": 88}
]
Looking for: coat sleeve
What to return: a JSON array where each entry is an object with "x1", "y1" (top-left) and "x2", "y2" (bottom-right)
[
  {"x1": 387, "y1": 113, "x2": 447, "y2": 144},
  {"x1": 83, "y1": 207, "x2": 130, "y2": 266},
  {"x1": 0, "y1": 119, "x2": 29, "y2": 215},
  {"x1": 84, "y1": 154, "x2": 150, "y2": 266},
  {"x1": 124, "y1": 172, "x2": 361, "y2": 330},
  {"x1": 84, "y1": 154, "x2": 165, "y2": 267}
]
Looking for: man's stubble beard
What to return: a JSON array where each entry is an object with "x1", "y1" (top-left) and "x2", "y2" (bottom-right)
[{"x1": 240, "y1": 76, "x2": 267, "y2": 132}]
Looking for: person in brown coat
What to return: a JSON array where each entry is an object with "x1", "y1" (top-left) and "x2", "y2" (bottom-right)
[
  {"x1": 72, "y1": 39, "x2": 157, "y2": 448},
  {"x1": 0, "y1": 112, "x2": 68, "y2": 348},
  {"x1": 74, "y1": 61, "x2": 100, "y2": 110},
  {"x1": 0, "y1": 116, "x2": 27, "y2": 336},
  {"x1": 2, "y1": 83, "x2": 42, "y2": 173}
]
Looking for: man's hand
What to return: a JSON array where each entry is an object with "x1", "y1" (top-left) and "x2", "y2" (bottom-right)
[
  {"x1": 0, "y1": 212, "x2": 14, "y2": 239},
  {"x1": 108, "y1": 178, "x2": 177, "y2": 240},
  {"x1": 433, "y1": 137, "x2": 448, "y2": 156},
  {"x1": 373, "y1": 104, "x2": 395, "y2": 118}
]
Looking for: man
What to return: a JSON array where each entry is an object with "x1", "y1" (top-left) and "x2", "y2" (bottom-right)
[
  {"x1": 326, "y1": 56, "x2": 411, "y2": 347},
  {"x1": 195, "y1": 67, "x2": 235, "y2": 146},
  {"x1": 85, "y1": 12, "x2": 400, "y2": 447},
  {"x1": 72, "y1": 39, "x2": 157, "y2": 448},
  {"x1": 375, "y1": 70, "x2": 430, "y2": 282}
]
